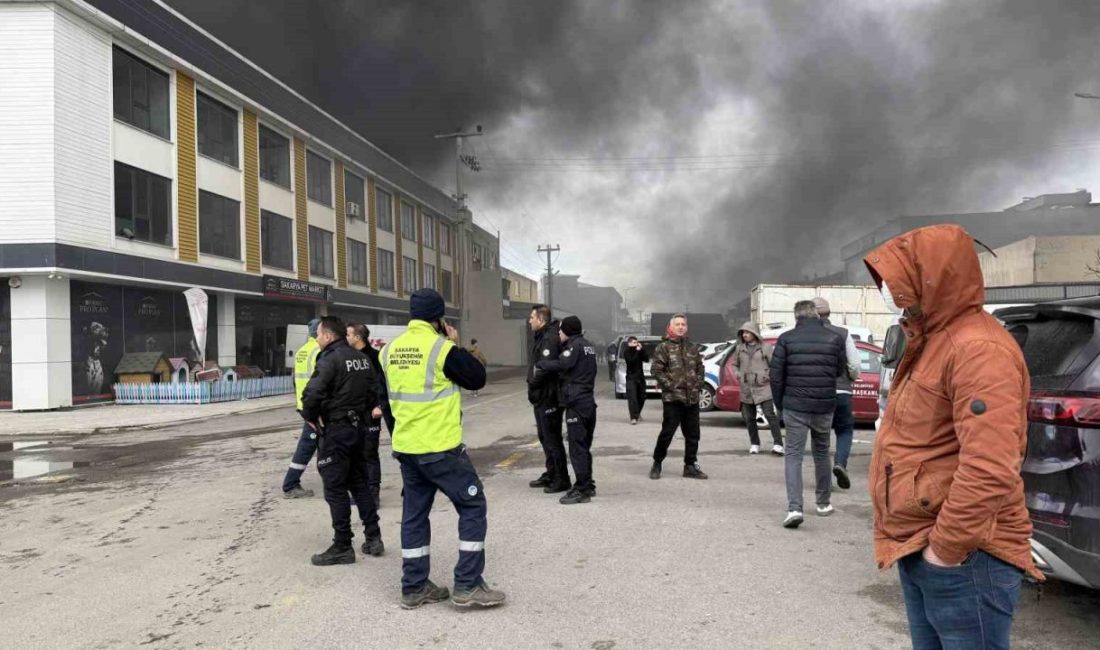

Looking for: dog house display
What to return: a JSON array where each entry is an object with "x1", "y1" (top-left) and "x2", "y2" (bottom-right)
[
  {"x1": 114, "y1": 352, "x2": 172, "y2": 384},
  {"x1": 168, "y1": 357, "x2": 190, "y2": 383}
]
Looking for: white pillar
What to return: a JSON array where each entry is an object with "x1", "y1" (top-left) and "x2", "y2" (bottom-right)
[
  {"x1": 10, "y1": 276, "x2": 71, "y2": 410},
  {"x1": 216, "y1": 292, "x2": 236, "y2": 368}
]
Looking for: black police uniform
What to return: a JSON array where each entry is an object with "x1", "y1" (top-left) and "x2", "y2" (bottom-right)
[
  {"x1": 361, "y1": 344, "x2": 395, "y2": 510},
  {"x1": 538, "y1": 333, "x2": 598, "y2": 494},
  {"x1": 300, "y1": 338, "x2": 382, "y2": 556},
  {"x1": 527, "y1": 320, "x2": 569, "y2": 488}
]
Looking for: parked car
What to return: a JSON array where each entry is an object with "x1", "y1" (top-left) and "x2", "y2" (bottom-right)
[
  {"x1": 715, "y1": 338, "x2": 882, "y2": 422},
  {"x1": 996, "y1": 298, "x2": 1100, "y2": 590},
  {"x1": 614, "y1": 336, "x2": 663, "y2": 399}
]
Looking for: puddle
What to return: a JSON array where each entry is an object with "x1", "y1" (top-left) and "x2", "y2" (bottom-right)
[{"x1": 0, "y1": 441, "x2": 90, "y2": 481}]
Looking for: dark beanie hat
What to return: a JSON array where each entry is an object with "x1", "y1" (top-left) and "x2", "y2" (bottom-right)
[
  {"x1": 560, "y1": 315, "x2": 582, "y2": 337},
  {"x1": 410, "y1": 288, "x2": 446, "y2": 322}
]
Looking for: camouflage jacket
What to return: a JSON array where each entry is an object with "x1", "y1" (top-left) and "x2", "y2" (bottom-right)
[{"x1": 651, "y1": 336, "x2": 705, "y2": 404}]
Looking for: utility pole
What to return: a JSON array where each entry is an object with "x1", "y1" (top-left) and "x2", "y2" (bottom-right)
[
  {"x1": 538, "y1": 244, "x2": 560, "y2": 312},
  {"x1": 434, "y1": 126, "x2": 483, "y2": 326}
]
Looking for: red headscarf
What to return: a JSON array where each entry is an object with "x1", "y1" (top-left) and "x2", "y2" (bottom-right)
[{"x1": 666, "y1": 320, "x2": 688, "y2": 340}]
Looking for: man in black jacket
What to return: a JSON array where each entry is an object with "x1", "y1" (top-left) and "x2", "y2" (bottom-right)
[
  {"x1": 536, "y1": 315, "x2": 598, "y2": 505},
  {"x1": 527, "y1": 305, "x2": 570, "y2": 493},
  {"x1": 770, "y1": 301, "x2": 847, "y2": 529},
  {"x1": 622, "y1": 336, "x2": 649, "y2": 424},
  {"x1": 300, "y1": 316, "x2": 384, "y2": 565}
]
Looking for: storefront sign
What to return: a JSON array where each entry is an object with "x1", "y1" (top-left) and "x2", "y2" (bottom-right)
[{"x1": 262, "y1": 275, "x2": 332, "y2": 303}]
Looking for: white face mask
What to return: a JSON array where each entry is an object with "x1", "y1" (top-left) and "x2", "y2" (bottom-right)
[{"x1": 881, "y1": 281, "x2": 904, "y2": 316}]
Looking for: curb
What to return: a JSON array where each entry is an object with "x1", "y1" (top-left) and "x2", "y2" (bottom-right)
[{"x1": 0, "y1": 400, "x2": 293, "y2": 438}]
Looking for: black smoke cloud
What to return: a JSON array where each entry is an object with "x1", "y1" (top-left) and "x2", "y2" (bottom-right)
[{"x1": 171, "y1": 0, "x2": 1100, "y2": 311}]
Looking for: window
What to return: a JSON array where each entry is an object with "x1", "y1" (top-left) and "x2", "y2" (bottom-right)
[
  {"x1": 199, "y1": 190, "x2": 240, "y2": 259},
  {"x1": 197, "y1": 92, "x2": 239, "y2": 166},
  {"x1": 376, "y1": 188, "x2": 393, "y2": 232},
  {"x1": 403, "y1": 256, "x2": 418, "y2": 293},
  {"x1": 348, "y1": 239, "x2": 368, "y2": 285},
  {"x1": 261, "y1": 210, "x2": 293, "y2": 270},
  {"x1": 400, "y1": 202, "x2": 417, "y2": 241},
  {"x1": 112, "y1": 47, "x2": 169, "y2": 138},
  {"x1": 259, "y1": 125, "x2": 290, "y2": 187},
  {"x1": 442, "y1": 270, "x2": 453, "y2": 302},
  {"x1": 378, "y1": 249, "x2": 395, "y2": 291},
  {"x1": 309, "y1": 226, "x2": 334, "y2": 278},
  {"x1": 439, "y1": 222, "x2": 451, "y2": 255},
  {"x1": 423, "y1": 263, "x2": 437, "y2": 290},
  {"x1": 114, "y1": 162, "x2": 172, "y2": 246},
  {"x1": 472, "y1": 244, "x2": 483, "y2": 271},
  {"x1": 423, "y1": 215, "x2": 436, "y2": 249},
  {"x1": 307, "y1": 151, "x2": 331, "y2": 205},
  {"x1": 344, "y1": 171, "x2": 365, "y2": 219}
]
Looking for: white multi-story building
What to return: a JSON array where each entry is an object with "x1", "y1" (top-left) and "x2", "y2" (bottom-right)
[{"x1": 0, "y1": 0, "x2": 474, "y2": 410}]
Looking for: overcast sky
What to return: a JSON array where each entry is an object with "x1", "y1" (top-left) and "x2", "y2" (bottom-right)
[{"x1": 172, "y1": 0, "x2": 1100, "y2": 313}]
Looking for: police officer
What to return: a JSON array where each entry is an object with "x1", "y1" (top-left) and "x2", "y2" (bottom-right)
[
  {"x1": 526, "y1": 304, "x2": 570, "y2": 493},
  {"x1": 383, "y1": 289, "x2": 506, "y2": 610},
  {"x1": 536, "y1": 315, "x2": 598, "y2": 505},
  {"x1": 300, "y1": 316, "x2": 385, "y2": 565},
  {"x1": 346, "y1": 322, "x2": 393, "y2": 510},
  {"x1": 282, "y1": 318, "x2": 321, "y2": 498}
]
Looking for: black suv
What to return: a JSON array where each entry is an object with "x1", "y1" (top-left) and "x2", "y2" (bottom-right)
[{"x1": 997, "y1": 298, "x2": 1100, "y2": 589}]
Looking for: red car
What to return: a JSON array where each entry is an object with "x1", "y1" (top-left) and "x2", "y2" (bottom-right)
[{"x1": 715, "y1": 339, "x2": 882, "y2": 422}]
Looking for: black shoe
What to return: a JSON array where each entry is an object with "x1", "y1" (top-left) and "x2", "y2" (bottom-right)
[
  {"x1": 542, "y1": 478, "x2": 571, "y2": 494},
  {"x1": 649, "y1": 462, "x2": 662, "y2": 480},
  {"x1": 401, "y1": 580, "x2": 450, "y2": 609},
  {"x1": 310, "y1": 543, "x2": 355, "y2": 566},
  {"x1": 528, "y1": 474, "x2": 552, "y2": 488},
  {"x1": 833, "y1": 465, "x2": 851, "y2": 490},
  {"x1": 683, "y1": 463, "x2": 709, "y2": 480},
  {"x1": 559, "y1": 488, "x2": 591, "y2": 505},
  {"x1": 361, "y1": 536, "x2": 385, "y2": 557}
]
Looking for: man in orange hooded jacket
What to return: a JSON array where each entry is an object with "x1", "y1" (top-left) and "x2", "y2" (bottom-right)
[{"x1": 864, "y1": 224, "x2": 1041, "y2": 649}]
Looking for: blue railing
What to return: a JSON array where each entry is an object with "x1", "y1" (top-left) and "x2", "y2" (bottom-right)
[{"x1": 112, "y1": 376, "x2": 293, "y2": 404}]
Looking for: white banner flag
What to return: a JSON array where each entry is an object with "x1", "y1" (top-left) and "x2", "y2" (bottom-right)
[{"x1": 183, "y1": 288, "x2": 209, "y2": 368}]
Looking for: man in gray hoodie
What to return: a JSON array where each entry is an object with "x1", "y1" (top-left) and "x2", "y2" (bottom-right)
[{"x1": 812, "y1": 298, "x2": 862, "y2": 490}]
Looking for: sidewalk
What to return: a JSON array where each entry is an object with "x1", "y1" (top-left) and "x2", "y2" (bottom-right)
[
  {"x1": 0, "y1": 395, "x2": 293, "y2": 437},
  {"x1": 0, "y1": 366, "x2": 526, "y2": 436}
]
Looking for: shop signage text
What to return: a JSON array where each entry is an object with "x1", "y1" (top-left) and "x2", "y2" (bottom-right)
[{"x1": 263, "y1": 276, "x2": 332, "y2": 303}]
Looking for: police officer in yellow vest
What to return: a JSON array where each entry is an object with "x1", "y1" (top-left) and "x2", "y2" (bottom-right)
[
  {"x1": 383, "y1": 288, "x2": 506, "y2": 610},
  {"x1": 282, "y1": 318, "x2": 321, "y2": 498}
]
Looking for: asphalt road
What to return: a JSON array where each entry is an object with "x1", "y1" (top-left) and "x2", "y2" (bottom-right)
[{"x1": 2, "y1": 372, "x2": 1098, "y2": 649}]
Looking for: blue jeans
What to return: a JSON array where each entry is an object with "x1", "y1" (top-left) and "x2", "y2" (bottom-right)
[
  {"x1": 833, "y1": 393, "x2": 855, "y2": 469},
  {"x1": 282, "y1": 421, "x2": 318, "y2": 493},
  {"x1": 897, "y1": 550, "x2": 1024, "y2": 650}
]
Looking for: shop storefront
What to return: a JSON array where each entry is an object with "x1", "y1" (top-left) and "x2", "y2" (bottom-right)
[
  {"x1": 69, "y1": 280, "x2": 219, "y2": 404},
  {"x1": 234, "y1": 298, "x2": 316, "y2": 376}
]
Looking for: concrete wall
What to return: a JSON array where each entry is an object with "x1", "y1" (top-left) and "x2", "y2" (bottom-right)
[
  {"x1": 979, "y1": 235, "x2": 1100, "y2": 287},
  {"x1": 464, "y1": 268, "x2": 526, "y2": 366}
]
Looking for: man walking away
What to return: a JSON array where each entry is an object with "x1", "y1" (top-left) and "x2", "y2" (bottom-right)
[
  {"x1": 649, "y1": 314, "x2": 708, "y2": 481},
  {"x1": 300, "y1": 317, "x2": 385, "y2": 565},
  {"x1": 346, "y1": 322, "x2": 392, "y2": 510},
  {"x1": 812, "y1": 298, "x2": 861, "y2": 490},
  {"x1": 733, "y1": 321, "x2": 784, "y2": 456},
  {"x1": 527, "y1": 305, "x2": 570, "y2": 493},
  {"x1": 282, "y1": 318, "x2": 321, "y2": 498},
  {"x1": 864, "y1": 224, "x2": 1040, "y2": 648},
  {"x1": 383, "y1": 289, "x2": 505, "y2": 609},
  {"x1": 536, "y1": 316, "x2": 598, "y2": 505},
  {"x1": 469, "y1": 339, "x2": 487, "y2": 396},
  {"x1": 623, "y1": 336, "x2": 649, "y2": 424},
  {"x1": 770, "y1": 301, "x2": 846, "y2": 528}
]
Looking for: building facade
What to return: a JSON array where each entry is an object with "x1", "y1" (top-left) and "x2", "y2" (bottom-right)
[{"x1": 0, "y1": 0, "x2": 467, "y2": 409}]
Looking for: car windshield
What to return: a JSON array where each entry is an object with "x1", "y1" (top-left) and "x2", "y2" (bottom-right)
[
  {"x1": 859, "y1": 348, "x2": 882, "y2": 374},
  {"x1": 1005, "y1": 314, "x2": 1095, "y2": 390}
]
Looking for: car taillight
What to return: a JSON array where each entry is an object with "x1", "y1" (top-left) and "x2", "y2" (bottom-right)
[{"x1": 1028, "y1": 393, "x2": 1100, "y2": 428}]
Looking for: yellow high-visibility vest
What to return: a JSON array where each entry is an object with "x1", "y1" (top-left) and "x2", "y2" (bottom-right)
[
  {"x1": 382, "y1": 320, "x2": 462, "y2": 454},
  {"x1": 294, "y1": 337, "x2": 321, "y2": 410}
]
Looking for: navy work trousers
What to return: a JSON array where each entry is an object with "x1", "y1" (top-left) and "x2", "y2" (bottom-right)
[
  {"x1": 282, "y1": 421, "x2": 318, "y2": 493},
  {"x1": 395, "y1": 445, "x2": 487, "y2": 594}
]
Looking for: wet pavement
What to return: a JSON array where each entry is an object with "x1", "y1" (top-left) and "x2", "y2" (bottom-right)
[{"x1": 1, "y1": 372, "x2": 1098, "y2": 648}]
